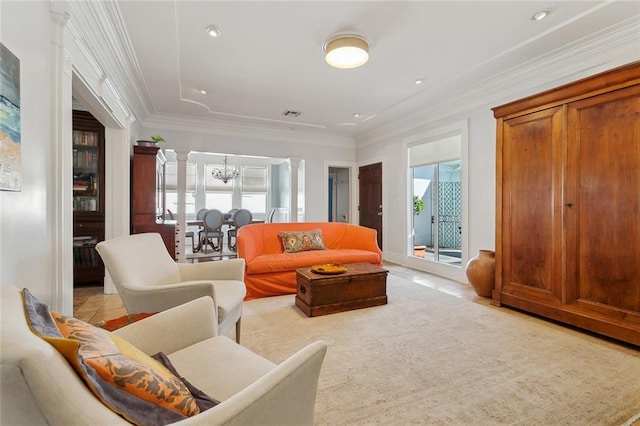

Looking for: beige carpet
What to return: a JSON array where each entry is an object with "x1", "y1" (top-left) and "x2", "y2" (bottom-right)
[{"x1": 239, "y1": 271, "x2": 640, "y2": 425}]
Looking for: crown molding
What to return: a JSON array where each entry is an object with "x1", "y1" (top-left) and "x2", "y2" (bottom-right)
[
  {"x1": 140, "y1": 113, "x2": 355, "y2": 148},
  {"x1": 355, "y1": 16, "x2": 640, "y2": 148},
  {"x1": 66, "y1": 0, "x2": 152, "y2": 123},
  {"x1": 65, "y1": 1, "x2": 355, "y2": 146}
]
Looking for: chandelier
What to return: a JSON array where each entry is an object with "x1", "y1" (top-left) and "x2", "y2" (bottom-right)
[{"x1": 211, "y1": 156, "x2": 239, "y2": 184}]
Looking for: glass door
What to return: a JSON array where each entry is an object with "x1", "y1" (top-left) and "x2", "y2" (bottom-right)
[{"x1": 409, "y1": 133, "x2": 462, "y2": 267}]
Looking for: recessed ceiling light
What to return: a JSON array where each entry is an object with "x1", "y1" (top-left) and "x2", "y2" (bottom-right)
[
  {"x1": 205, "y1": 25, "x2": 221, "y2": 37},
  {"x1": 353, "y1": 113, "x2": 360, "y2": 118},
  {"x1": 531, "y1": 9, "x2": 550, "y2": 21},
  {"x1": 415, "y1": 79, "x2": 423, "y2": 85},
  {"x1": 199, "y1": 89, "x2": 207, "y2": 95}
]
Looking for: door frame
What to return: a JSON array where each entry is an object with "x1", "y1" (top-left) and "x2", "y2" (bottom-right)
[
  {"x1": 51, "y1": 6, "x2": 133, "y2": 312},
  {"x1": 323, "y1": 160, "x2": 357, "y2": 223},
  {"x1": 403, "y1": 120, "x2": 469, "y2": 283}
]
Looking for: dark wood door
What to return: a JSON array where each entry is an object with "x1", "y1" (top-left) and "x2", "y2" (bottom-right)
[{"x1": 359, "y1": 163, "x2": 383, "y2": 250}]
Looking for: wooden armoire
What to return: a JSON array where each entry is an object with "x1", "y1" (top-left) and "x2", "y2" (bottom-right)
[{"x1": 493, "y1": 62, "x2": 640, "y2": 346}]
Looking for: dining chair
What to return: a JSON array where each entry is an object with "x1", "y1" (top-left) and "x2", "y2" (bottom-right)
[
  {"x1": 265, "y1": 207, "x2": 277, "y2": 223},
  {"x1": 227, "y1": 209, "x2": 253, "y2": 251},
  {"x1": 189, "y1": 208, "x2": 209, "y2": 252},
  {"x1": 202, "y1": 209, "x2": 224, "y2": 253},
  {"x1": 177, "y1": 208, "x2": 209, "y2": 253}
]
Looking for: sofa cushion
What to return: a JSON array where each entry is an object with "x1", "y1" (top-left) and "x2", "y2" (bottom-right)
[
  {"x1": 246, "y1": 249, "x2": 381, "y2": 274},
  {"x1": 278, "y1": 229, "x2": 326, "y2": 253},
  {"x1": 22, "y1": 288, "x2": 201, "y2": 426}
]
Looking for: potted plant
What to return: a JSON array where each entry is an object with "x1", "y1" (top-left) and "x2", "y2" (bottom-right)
[
  {"x1": 136, "y1": 135, "x2": 165, "y2": 146},
  {"x1": 412, "y1": 196, "x2": 427, "y2": 257},
  {"x1": 413, "y1": 196, "x2": 425, "y2": 216}
]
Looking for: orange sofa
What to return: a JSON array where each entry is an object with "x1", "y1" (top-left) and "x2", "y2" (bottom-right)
[{"x1": 237, "y1": 222, "x2": 383, "y2": 299}]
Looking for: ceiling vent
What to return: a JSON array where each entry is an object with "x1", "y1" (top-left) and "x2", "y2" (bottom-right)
[{"x1": 282, "y1": 110, "x2": 301, "y2": 117}]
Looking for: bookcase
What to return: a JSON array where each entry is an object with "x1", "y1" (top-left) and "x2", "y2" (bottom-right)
[{"x1": 72, "y1": 110, "x2": 105, "y2": 285}]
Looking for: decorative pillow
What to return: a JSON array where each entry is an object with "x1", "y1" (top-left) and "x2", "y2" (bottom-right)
[
  {"x1": 152, "y1": 352, "x2": 219, "y2": 412},
  {"x1": 279, "y1": 229, "x2": 326, "y2": 253},
  {"x1": 22, "y1": 288, "x2": 201, "y2": 426}
]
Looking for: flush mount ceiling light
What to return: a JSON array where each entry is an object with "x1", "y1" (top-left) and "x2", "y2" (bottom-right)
[
  {"x1": 323, "y1": 35, "x2": 370, "y2": 69},
  {"x1": 531, "y1": 9, "x2": 551, "y2": 21},
  {"x1": 205, "y1": 25, "x2": 221, "y2": 37}
]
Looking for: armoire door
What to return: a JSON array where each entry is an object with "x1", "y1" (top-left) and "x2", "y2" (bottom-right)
[
  {"x1": 565, "y1": 86, "x2": 640, "y2": 328},
  {"x1": 497, "y1": 106, "x2": 565, "y2": 306}
]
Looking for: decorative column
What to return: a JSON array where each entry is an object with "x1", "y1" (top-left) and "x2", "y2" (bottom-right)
[
  {"x1": 50, "y1": 10, "x2": 73, "y2": 314},
  {"x1": 289, "y1": 158, "x2": 302, "y2": 223},
  {"x1": 175, "y1": 150, "x2": 190, "y2": 262}
]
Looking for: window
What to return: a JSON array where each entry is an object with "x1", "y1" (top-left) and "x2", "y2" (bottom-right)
[
  {"x1": 241, "y1": 166, "x2": 268, "y2": 214},
  {"x1": 205, "y1": 163, "x2": 234, "y2": 212},
  {"x1": 165, "y1": 162, "x2": 196, "y2": 215},
  {"x1": 409, "y1": 134, "x2": 462, "y2": 267}
]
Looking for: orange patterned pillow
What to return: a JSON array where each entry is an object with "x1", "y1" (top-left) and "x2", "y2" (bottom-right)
[
  {"x1": 22, "y1": 289, "x2": 200, "y2": 425},
  {"x1": 278, "y1": 229, "x2": 326, "y2": 253}
]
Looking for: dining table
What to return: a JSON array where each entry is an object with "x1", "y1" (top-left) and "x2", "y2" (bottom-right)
[{"x1": 186, "y1": 212, "x2": 233, "y2": 228}]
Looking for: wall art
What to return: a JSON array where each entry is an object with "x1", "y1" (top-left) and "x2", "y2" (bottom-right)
[{"x1": 0, "y1": 43, "x2": 21, "y2": 191}]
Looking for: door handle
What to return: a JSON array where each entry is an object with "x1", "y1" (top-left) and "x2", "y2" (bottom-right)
[{"x1": 377, "y1": 212, "x2": 383, "y2": 216}]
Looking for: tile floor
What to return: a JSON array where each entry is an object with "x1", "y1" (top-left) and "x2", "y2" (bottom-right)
[{"x1": 74, "y1": 262, "x2": 477, "y2": 325}]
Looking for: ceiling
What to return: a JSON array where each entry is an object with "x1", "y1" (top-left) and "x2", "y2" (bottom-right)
[{"x1": 113, "y1": 1, "x2": 640, "y2": 139}]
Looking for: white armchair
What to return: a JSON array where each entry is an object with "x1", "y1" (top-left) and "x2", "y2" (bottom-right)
[
  {"x1": 2, "y1": 286, "x2": 328, "y2": 425},
  {"x1": 96, "y1": 232, "x2": 246, "y2": 342}
]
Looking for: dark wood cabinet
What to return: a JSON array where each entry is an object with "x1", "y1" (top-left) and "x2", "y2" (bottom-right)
[
  {"x1": 131, "y1": 145, "x2": 176, "y2": 258},
  {"x1": 73, "y1": 110, "x2": 105, "y2": 285},
  {"x1": 493, "y1": 62, "x2": 640, "y2": 346}
]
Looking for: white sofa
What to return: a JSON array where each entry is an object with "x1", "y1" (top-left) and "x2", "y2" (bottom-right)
[{"x1": 0, "y1": 285, "x2": 327, "y2": 425}]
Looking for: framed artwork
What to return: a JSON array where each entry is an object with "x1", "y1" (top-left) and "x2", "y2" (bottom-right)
[{"x1": 0, "y1": 43, "x2": 21, "y2": 191}]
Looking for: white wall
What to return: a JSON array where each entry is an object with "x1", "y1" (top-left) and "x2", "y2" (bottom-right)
[
  {"x1": 356, "y1": 55, "x2": 639, "y2": 282},
  {"x1": 2, "y1": 0, "x2": 637, "y2": 303},
  {"x1": 0, "y1": 1, "x2": 55, "y2": 302},
  {"x1": 356, "y1": 109, "x2": 493, "y2": 283}
]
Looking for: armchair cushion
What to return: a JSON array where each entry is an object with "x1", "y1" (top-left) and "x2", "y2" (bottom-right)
[
  {"x1": 23, "y1": 289, "x2": 202, "y2": 425},
  {"x1": 151, "y1": 352, "x2": 220, "y2": 411}
]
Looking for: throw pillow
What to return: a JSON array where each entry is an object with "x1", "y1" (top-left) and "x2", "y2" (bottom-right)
[
  {"x1": 279, "y1": 229, "x2": 326, "y2": 253},
  {"x1": 22, "y1": 288, "x2": 201, "y2": 426},
  {"x1": 152, "y1": 352, "x2": 220, "y2": 412}
]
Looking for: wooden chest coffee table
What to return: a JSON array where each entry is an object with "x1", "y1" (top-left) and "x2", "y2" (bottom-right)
[{"x1": 295, "y1": 263, "x2": 388, "y2": 317}]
